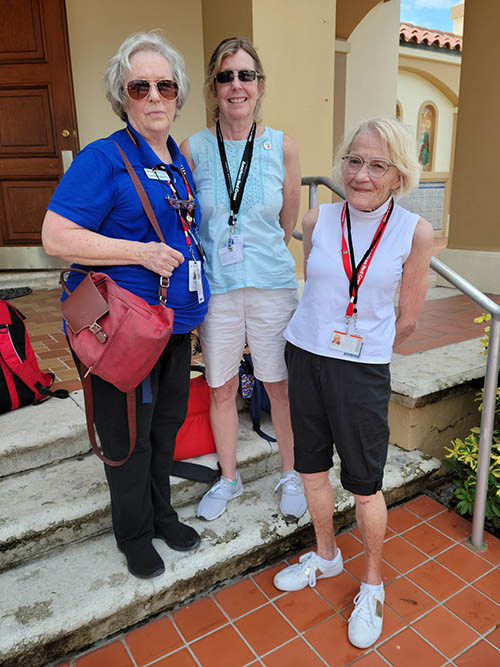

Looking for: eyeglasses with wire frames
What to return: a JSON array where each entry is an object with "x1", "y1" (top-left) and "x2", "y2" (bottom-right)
[
  {"x1": 341, "y1": 154, "x2": 397, "y2": 179},
  {"x1": 126, "y1": 79, "x2": 178, "y2": 101},
  {"x1": 215, "y1": 69, "x2": 258, "y2": 84}
]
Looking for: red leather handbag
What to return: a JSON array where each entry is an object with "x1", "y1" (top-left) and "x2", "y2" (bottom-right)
[{"x1": 61, "y1": 269, "x2": 173, "y2": 393}]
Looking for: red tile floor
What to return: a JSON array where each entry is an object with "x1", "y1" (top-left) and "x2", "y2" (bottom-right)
[{"x1": 55, "y1": 496, "x2": 500, "y2": 667}]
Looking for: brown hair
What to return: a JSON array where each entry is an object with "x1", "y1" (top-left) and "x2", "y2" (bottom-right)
[{"x1": 204, "y1": 36, "x2": 265, "y2": 122}]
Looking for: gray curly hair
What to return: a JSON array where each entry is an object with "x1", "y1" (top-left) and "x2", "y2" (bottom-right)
[{"x1": 104, "y1": 31, "x2": 189, "y2": 122}]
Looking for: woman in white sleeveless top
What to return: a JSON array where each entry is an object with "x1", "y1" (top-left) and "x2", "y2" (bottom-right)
[{"x1": 273, "y1": 117, "x2": 433, "y2": 650}]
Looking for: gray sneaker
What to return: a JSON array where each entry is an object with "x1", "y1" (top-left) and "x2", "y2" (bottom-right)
[
  {"x1": 197, "y1": 473, "x2": 243, "y2": 520},
  {"x1": 273, "y1": 470, "x2": 307, "y2": 519}
]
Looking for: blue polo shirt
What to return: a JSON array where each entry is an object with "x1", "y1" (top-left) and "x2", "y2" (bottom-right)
[{"x1": 48, "y1": 125, "x2": 209, "y2": 333}]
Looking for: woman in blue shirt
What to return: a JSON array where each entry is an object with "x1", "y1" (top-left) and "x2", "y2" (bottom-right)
[
  {"x1": 181, "y1": 37, "x2": 306, "y2": 522},
  {"x1": 42, "y1": 31, "x2": 208, "y2": 579}
]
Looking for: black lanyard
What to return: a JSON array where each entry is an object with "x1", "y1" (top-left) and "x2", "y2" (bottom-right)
[
  {"x1": 216, "y1": 120, "x2": 256, "y2": 231},
  {"x1": 344, "y1": 198, "x2": 394, "y2": 314}
]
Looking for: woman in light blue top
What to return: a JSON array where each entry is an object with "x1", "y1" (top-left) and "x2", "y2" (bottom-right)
[{"x1": 181, "y1": 37, "x2": 306, "y2": 522}]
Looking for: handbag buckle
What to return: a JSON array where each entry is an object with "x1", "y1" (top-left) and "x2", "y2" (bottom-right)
[
  {"x1": 89, "y1": 321, "x2": 107, "y2": 343},
  {"x1": 159, "y1": 276, "x2": 169, "y2": 305}
]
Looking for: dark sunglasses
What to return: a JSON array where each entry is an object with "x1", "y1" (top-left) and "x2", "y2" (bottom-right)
[
  {"x1": 215, "y1": 69, "x2": 258, "y2": 84},
  {"x1": 126, "y1": 79, "x2": 178, "y2": 101}
]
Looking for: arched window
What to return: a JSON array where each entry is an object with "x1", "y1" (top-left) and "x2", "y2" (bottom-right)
[
  {"x1": 417, "y1": 103, "x2": 437, "y2": 171},
  {"x1": 396, "y1": 100, "x2": 402, "y2": 122}
]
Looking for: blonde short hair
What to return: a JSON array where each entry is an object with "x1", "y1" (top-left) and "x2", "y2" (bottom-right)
[
  {"x1": 204, "y1": 37, "x2": 265, "y2": 122},
  {"x1": 332, "y1": 117, "x2": 421, "y2": 198}
]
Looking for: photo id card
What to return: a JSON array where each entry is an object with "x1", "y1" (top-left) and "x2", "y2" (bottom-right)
[
  {"x1": 218, "y1": 234, "x2": 243, "y2": 266},
  {"x1": 330, "y1": 330, "x2": 364, "y2": 358},
  {"x1": 189, "y1": 260, "x2": 205, "y2": 303}
]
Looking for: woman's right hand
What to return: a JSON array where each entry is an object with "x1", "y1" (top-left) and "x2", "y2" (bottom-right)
[{"x1": 139, "y1": 241, "x2": 185, "y2": 278}]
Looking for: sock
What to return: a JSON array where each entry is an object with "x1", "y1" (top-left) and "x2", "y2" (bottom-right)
[
  {"x1": 223, "y1": 474, "x2": 238, "y2": 485},
  {"x1": 317, "y1": 549, "x2": 341, "y2": 567},
  {"x1": 361, "y1": 581, "x2": 384, "y2": 596}
]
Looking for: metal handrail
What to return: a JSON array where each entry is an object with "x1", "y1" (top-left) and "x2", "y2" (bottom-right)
[
  {"x1": 299, "y1": 176, "x2": 500, "y2": 550},
  {"x1": 292, "y1": 177, "x2": 344, "y2": 240}
]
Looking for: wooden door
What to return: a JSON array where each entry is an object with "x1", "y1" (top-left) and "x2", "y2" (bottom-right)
[{"x1": 0, "y1": 0, "x2": 78, "y2": 261}]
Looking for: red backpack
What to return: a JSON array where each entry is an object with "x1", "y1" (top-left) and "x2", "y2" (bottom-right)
[{"x1": 0, "y1": 300, "x2": 68, "y2": 413}]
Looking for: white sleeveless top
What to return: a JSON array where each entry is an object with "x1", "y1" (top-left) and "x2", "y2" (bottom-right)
[{"x1": 285, "y1": 199, "x2": 419, "y2": 363}]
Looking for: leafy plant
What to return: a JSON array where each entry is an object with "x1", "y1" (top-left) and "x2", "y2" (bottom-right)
[
  {"x1": 443, "y1": 314, "x2": 500, "y2": 521},
  {"x1": 474, "y1": 312, "x2": 491, "y2": 355},
  {"x1": 444, "y1": 428, "x2": 500, "y2": 520}
]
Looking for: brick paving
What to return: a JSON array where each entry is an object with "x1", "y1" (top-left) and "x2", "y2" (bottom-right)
[
  {"x1": 14, "y1": 289, "x2": 81, "y2": 392},
  {"x1": 57, "y1": 496, "x2": 500, "y2": 667}
]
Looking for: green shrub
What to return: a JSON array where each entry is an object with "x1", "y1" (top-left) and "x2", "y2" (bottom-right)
[{"x1": 443, "y1": 313, "x2": 500, "y2": 520}]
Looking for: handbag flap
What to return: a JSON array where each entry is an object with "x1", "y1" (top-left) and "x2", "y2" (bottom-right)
[{"x1": 62, "y1": 273, "x2": 109, "y2": 334}]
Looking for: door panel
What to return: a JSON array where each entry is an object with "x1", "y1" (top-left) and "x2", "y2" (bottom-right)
[
  {"x1": 0, "y1": 0, "x2": 44, "y2": 61},
  {"x1": 2, "y1": 181, "x2": 57, "y2": 243},
  {"x1": 0, "y1": 0, "x2": 78, "y2": 257},
  {"x1": 0, "y1": 87, "x2": 55, "y2": 153}
]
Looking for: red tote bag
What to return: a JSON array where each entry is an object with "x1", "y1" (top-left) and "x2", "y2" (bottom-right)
[{"x1": 175, "y1": 367, "x2": 216, "y2": 461}]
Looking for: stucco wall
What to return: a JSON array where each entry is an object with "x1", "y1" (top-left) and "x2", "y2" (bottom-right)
[
  {"x1": 344, "y1": 0, "x2": 400, "y2": 132},
  {"x1": 65, "y1": 0, "x2": 206, "y2": 149},
  {"x1": 397, "y1": 70, "x2": 455, "y2": 172}
]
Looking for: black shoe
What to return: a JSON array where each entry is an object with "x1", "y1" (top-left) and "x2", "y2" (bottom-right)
[
  {"x1": 156, "y1": 520, "x2": 201, "y2": 552},
  {"x1": 118, "y1": 542, "x2": 165, "y2": 579}
]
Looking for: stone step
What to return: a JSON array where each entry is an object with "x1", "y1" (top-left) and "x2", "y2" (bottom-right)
[
  {"x1": 0, "y1": 270, "x2": 60, "y2": 291},
  {"x1": 0, "y1": 392, "x2": 90, "y2": 478},
  {"x1": 0, "y1": 445, "x2": 440, "y2": 667},
  {"x1": 0, "y1": 410, "x2": 280, "y2": 570},
  {"x1": 389, "y1": 338, "x2": 486, "y2": 459}
]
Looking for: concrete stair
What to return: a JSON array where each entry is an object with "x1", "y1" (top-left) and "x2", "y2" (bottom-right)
[{"x1": 0, "y1": 390, "x2": 441, "y2": 667}]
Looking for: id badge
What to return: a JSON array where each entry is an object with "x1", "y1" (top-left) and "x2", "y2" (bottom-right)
[
  {"x1": 330, "y1": 330, "x2": 364, "y2": 358},
  {"x1": 189, "y1": 260, "x2": 205, "y2": 303},
  {"x1": 218, "y1": 234, "x2": 243, "y2": 266}
]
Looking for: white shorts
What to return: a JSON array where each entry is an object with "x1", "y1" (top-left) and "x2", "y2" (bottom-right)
[{"x1": 198, "y1": 287, "x2": 298, "y2": 388}]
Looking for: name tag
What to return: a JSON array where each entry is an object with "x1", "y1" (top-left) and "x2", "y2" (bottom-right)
[
  {"x1": 144, "y1": 168, "x2": 169, "y2": 181},
  {"x1": 330, "y1": 330, "x2": 364, "y2": 358},
  {"x1": 189, "y1": 260, "x2": 205, "y2": 303},
  {"x1": 218, "y1": 234, "x2": 244, "y2": 266}
]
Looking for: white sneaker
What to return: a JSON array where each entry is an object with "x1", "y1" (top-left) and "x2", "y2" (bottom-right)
[
  {"x1": 197, "y1": 473, "x2": 243, "y2": 521},
  {"x1": 348, "y1": 583, "x2": 384, "y2": 648},
  {"x1": 273, "y1": 471, "x2": 307, "y2": 519},
  {"x1": 273, "y1": 549, "x2": 343, "y2": 591}
]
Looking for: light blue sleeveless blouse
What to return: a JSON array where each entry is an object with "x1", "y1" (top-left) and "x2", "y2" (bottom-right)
[{"x1": 188, "y1": 127, "x2": 297, "y2": 294}]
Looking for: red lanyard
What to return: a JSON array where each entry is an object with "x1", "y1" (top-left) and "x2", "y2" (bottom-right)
[
  {"x1": 157, "y1": 165, "x2": 197, "y2": 254},
  {"x1": 125, "y1": 127, "x2": 203, "y2": 260},
  {"x1": 340, "y1": 198, "x2": 393, "y2": 319}
]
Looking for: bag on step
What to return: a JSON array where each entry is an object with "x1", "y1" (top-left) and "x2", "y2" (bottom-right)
[
  {"x1": 238, "y1": 353, "x2": 276, "y2": 442},
  {"x1": 174, "y1": 365, "x2": 217, "y2": 461},
  {"x1": 0, "y1": 300, "x2": 69, "y2": 414}
]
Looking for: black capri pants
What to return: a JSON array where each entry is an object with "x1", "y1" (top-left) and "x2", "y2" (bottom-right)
[
  {"x1": 285, "y1": 342, "x2": 391, "y2": 496},
  {"x1": 71, "y1": 333, "x2": 191, "y2": 551}
]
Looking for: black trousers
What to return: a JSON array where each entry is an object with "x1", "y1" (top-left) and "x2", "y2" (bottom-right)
[{"x1": 72, "y1": 333, "x2": 191, "y2": 551}]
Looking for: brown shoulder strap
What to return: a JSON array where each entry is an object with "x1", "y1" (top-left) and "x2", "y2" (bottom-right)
[
  {"x1": 81, "y1": 366, "x2": 136, "y2": 467},
  {"x1": 112, "y1": 141, "x2": 166, "y2": 244}
]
